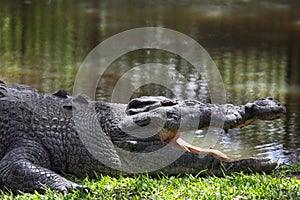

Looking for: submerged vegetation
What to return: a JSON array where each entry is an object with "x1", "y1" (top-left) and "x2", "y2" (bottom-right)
[{"x1": 1, "y1": 164, "x2": 299, "y2": 199}]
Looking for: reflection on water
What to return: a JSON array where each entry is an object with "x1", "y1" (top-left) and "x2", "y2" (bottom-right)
[{"x1": 0, "y1": 0, "x2": 300, "y2": 164}]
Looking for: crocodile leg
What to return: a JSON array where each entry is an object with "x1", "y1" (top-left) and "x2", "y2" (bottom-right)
[
  {"x1": 163, "y1": 152, "x2": 278, "y2": 176},
  {"x1": 0, "y1": 144, "x2": 90, "y2": 194}
]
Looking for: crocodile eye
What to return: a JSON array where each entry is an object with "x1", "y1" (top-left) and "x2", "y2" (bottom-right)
[{"x1": 161, "y1": 99, "x2": 177, "y2": 106}]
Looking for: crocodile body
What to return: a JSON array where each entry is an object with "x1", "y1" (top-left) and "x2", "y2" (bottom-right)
[{"x1": 0, "y1": 81, "x2": 286, "y2": 193}]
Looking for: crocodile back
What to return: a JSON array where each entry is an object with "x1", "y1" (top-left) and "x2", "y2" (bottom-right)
[{"x1": 0, "y1": 83, "x2": 74, "y2": 171}]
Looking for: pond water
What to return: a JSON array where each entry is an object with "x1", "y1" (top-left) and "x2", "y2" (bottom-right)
[{"x1": 0, "y1": 0, "x2": 300, "y2": 164}]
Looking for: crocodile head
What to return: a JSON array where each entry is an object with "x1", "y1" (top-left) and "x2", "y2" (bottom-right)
[
  {"x1": 118, "y1": 96, "x2": 286, "y2": 161},
  {"x1": 120, "y1": 96, "x2": 286, "y2": 140},
  {"x1": 248, "y1": 97, "x2": 286, "y2": 120}
]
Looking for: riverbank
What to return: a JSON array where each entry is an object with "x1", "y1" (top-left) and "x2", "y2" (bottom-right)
[{"x1": 1, "y1": 164, "x2": 299, "y2": 199}]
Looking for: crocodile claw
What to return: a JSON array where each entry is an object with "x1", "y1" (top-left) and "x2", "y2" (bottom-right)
[{"x1": 50, "y1": 181, "x2": 92, "y2": 194}]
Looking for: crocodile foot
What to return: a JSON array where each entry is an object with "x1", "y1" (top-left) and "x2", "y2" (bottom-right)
[
  {"x1": 49, "y1": 180, "x2": 92, "y2": 195},
  {"x1": 221, "y1": 157, "x2": 277, "y2": 174}
]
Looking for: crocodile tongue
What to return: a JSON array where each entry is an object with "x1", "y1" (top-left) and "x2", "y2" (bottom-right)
[
  {"x1": 174, "y1": 137, "x2": 234, "y2": 162},
  {"x1": 159, "y1": 129, "x2": 234, "y2": 162}
]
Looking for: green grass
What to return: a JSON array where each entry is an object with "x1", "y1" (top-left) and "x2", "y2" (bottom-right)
[{"x1": 1, "y1": 164, "x2": 299, "y2": 200}]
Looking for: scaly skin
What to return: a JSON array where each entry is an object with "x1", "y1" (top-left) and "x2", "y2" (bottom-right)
[{"x1": 0, "y1": 81, "x2": 285, "y2": 193}]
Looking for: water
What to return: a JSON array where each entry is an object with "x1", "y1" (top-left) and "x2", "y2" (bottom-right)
[{"x1": 0, "y1": 0, "x2": 300, "y2": 164}]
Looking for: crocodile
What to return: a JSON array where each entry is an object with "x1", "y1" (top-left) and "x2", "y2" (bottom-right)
[{"x1": 0, "y1": 81, "x2": 286, "y2": 194}]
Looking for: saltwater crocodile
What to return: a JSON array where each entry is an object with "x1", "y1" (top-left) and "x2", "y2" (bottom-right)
[{"x1": 0, "y1": 81, "x2": 286, "y2": 193}]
